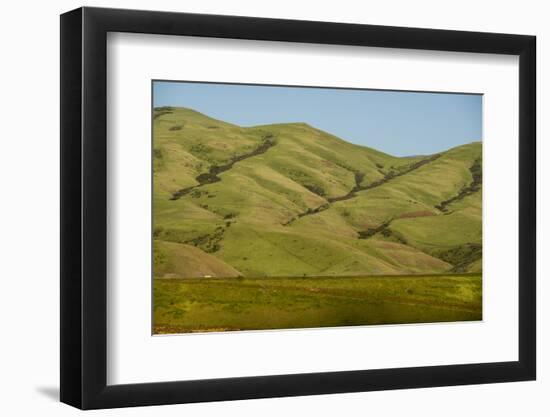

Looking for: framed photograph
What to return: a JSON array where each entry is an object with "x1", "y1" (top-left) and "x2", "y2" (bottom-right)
[{"x1": 60, "y1": 6, "x2": 536, "y2": 409}]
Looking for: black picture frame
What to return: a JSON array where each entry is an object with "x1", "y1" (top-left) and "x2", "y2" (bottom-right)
[{"x1": 60, "y1": 6, "x2": 536, "y2": 410}]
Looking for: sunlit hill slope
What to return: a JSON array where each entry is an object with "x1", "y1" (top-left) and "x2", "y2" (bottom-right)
[{"x1": 153, "y1": 106, "x2": 482, "y2": 278}]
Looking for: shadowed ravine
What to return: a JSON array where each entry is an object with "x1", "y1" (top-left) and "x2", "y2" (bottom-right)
[
  {"x1": 283, "y1": 153, "x2": 441, "y2": 226},
  {"x1": 435, "y1": 158, "x2": 482, "y2": 213},
  {"x1": 169, "y1": 134, "x2": 276, "y2": 200}
]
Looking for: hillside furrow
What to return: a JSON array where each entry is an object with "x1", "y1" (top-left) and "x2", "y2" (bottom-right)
[
  {"x1": 283, "y1": 153, "x2": 441, "y2": 226},
  {"x1": 435, "y1": 158, "x2": 482, "y2": 213},
  {"x1": 358, "y1": 217, "x2": 481, "y2": 272},
  {"x1": 169, "y1": 135, "x2": 276, "y2": 200}
]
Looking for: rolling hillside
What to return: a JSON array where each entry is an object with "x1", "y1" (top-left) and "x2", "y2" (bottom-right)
[{"x1": 153, "y1": 106, "x2": 482, "y2": 278}]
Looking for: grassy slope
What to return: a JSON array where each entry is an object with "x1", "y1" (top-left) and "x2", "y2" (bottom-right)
[
  {"x1": 153, "y1": 107, "x2": 481, "y2": 277},
  {"x1": 319, "y1": 142, "x2": 481, "y2": 227},
  {"x1": 154, "y1": 240, "x2": 241, "y2": 278},
  {"x1": 381, "y1": 145, "x2": 482, "y2": 271},
  {"x1": 311, "y1": 142, "x2": 483, "y2": 272}
]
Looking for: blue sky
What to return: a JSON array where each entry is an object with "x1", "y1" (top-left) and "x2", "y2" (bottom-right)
[{"x1": 153, "y1": 81, "x2": 482, "y2": 157}]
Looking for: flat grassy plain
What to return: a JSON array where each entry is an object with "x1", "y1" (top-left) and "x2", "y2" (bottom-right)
[{"x1": 153, "y1": 273, "x2": 481, "y2": 334}]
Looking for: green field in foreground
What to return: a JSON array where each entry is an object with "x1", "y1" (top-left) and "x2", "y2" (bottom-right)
[{"x1": 153, "y1": 273, "x2": 481, "y2": 334}]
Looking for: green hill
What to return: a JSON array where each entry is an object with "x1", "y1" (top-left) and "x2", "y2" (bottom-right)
[
  {"x1": 154, "y1": 240, "x2": 241, "y2": 278},
  {"x1": 153, "y1": 107, "x2": 482, "y2": 278}
]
